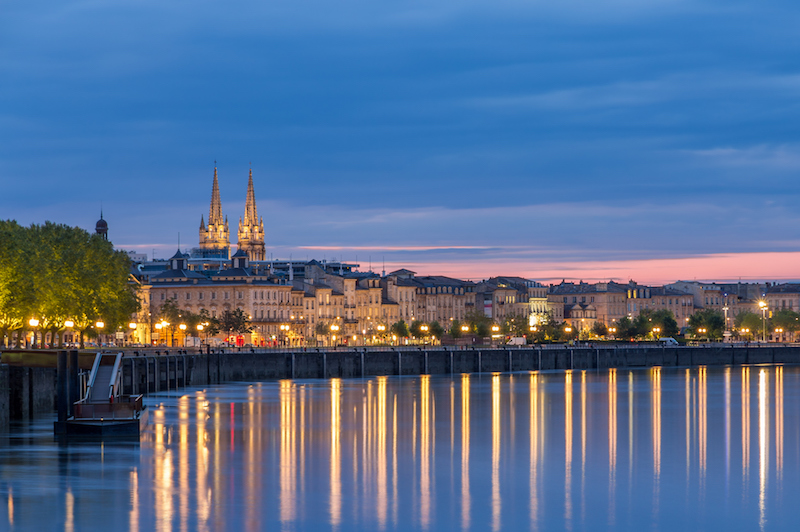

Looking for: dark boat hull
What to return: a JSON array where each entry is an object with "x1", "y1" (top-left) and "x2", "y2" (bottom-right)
[{"x1": 55, "y1": 406, "x2": 150, "y2": 439}]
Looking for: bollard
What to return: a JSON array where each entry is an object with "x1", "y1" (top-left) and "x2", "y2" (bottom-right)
[
  {"x1": 56, "y1": 350, "x2": 68, "y2": 427},
  {"x1": 68, "y1": 350, "x2": 79, "y2": 416}
]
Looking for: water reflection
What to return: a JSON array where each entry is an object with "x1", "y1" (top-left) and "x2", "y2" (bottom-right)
[{"x1": 0, "y1": 366, "x2": 799, "y2": 531}]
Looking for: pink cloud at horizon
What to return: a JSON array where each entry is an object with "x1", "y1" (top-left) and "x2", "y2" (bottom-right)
[{"x1": 382, "y1": 251, "x2": 800, "y2": 285}]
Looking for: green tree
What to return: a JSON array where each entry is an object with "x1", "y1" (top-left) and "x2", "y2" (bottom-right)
[
  {"x1": 638, "y1": 308, "x2": 680, "y2": 338},
  {"x1": 734, "y1": 312, "x2": 763, "y2": 338},
  {"x1": 689, "y1": 309, "x2": 725, "y2": 339},
  {"x1": 409, "y1": 320, "x2": 424, "y2": 338},
  {"x1": 501, "y1": 312, "x2": 528, "y2": 337},
  {"x1": 197, "y1": 308, "x2": 221, "y2": 337},
  {"x1": 448, "y1": 319, "x2": 463, "y2": 339},
  {"x1": 772, "y1": 309, "x2": 800, "y2": 336},
  {"x1": 616, "y1": 316, "x2": 637, "y2": 341},
  {"x1": 429, "y1": 321, "x2": 445, "y2": 339},
  {"x1": 220, "y1": 308, "x2": 253, "y2": 336},
  {"x1": 390, "y1": 320, "x2": 410, "y2": 338},
  {"x1": 591, "y1": 321, "x2": 608, "y2": 338},
  {"x1": 464, "y1": 310, "x2": 493, "y2": 337}
]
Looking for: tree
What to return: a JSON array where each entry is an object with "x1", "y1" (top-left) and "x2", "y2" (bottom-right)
[
  {"x1": 197, "y1": 308, "x2": 220, "y2": 338},
  {"x1": 772, "y1": 309, "x2": 800, "y2": 338},
  {"x1": 689, "y1": 309, "x2": 725, "y2": 339},
  {"x1": 734, "y1": 312, "x2": 763, "y2": 338},
  {"x1": 0, "y1": 221, "x2": 139, "y2": 348},
  {"x1": 429, "y1": 321, "x2": 445, "y2": 339},
  {"x1": 501, "y1": 312, "x2": 528, "y2": 337},
  {"x1": 638, "y1": 308, "x2": 680, "y2": 338},
  {"x1": 409, "y1": 320, "x2": 424, "y2": 338},
  {"x1": 220, "y1": 308, "x2": 253, "y2": 336},
  {"x1": 616, "y1": 316, "x2": 638, "y2": 341},
  {"x1": 449, "y1": 319, "x2": 463, "y2": 338},
  {"x1": 464, "y1": 310, "x2": 492, "y2": 337},
  {"x1": 591, "y1": 321, "x2": 608, "y2": 338},
  {"x1": 390, "y1": 320, "x2": 409, "y2": 339}
]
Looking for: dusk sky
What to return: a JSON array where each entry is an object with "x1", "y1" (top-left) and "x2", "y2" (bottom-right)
[{"x1": 2, "y1": 0, "x2": 799, "y2": 284}]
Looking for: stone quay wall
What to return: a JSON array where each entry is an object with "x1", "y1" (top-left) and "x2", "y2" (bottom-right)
[{"x1": 2, "y1": 345, "x2": 800, "y2": 432}]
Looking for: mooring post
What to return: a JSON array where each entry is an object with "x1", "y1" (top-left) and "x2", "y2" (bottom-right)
[
  {"x1": 68, "y1": 350, "x2": 79, "y2": 416},
  {"x1": 538, "y1": 348, "x2": 542, "y2": 371},
  {"x1": 424, "y1": 351, "x2": 428, "y2": 375},
  {"x1": 507, "y1": 349, "x2": 512, "y2": 372},
  {"x1": 56, "y1": 350, "x2": 68, "y2": 428},
  {"x1": 292, "y1": 352, "x2": 296, "y2": 379},
  {"x1": 570, "y1": 348, "x2": 574, "y2": 370},
  {"x1": 450, "y1": 350, "x2": 454, "y2": 375},
  {"x1": 596, "y1": 348, "x2": 600, "y2": 372},
  {"x1": 323, "y1": 352, "x2": 327, "y2": 379},
  {"x1": 478, "y1": 351, "x2": 482, "y2": 374},
  {"x1": 398, "y1": 351, "x2": 402, "y2": 376}
]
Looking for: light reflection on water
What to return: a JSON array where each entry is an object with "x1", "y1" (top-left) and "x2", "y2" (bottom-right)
[{"x1": 0, "y1": 366, "x2": 799, "y2": 531}]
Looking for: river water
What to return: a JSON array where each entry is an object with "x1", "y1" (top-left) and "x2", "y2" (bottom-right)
[{"x1": 0, "y1": 366, "x2": 798, "y2": 531}]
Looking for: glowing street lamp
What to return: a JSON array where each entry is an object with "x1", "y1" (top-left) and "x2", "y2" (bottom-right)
[
  {"x1": 28, "y1": 318, "x2": 39, "y2": 348},
  {"x1": 758, "y1": 300, "x2": 768, "y2": 342}
]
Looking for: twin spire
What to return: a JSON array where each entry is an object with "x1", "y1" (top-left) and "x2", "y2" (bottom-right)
[{"x1": 198, "y1": 165, "x2": 265, "y2": 261}]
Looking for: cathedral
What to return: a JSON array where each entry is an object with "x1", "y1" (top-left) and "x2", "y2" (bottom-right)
[{"x1": 198, "y1": 165, "x2": 265, "y2": 261}]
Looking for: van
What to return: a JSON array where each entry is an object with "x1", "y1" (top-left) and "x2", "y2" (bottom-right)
[{"x1": 658, "y1": 337, "x2": 679, "y2": 346}]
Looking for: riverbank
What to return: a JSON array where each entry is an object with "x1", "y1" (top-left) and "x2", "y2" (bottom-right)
[{"x1": 2, "y1": 344, "x2": 799, "y2": 432}]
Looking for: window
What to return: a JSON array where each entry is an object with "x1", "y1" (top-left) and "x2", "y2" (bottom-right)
[
  {"x1": 199, "y1": 292, "x2": 204, "y2": 300},
  {"x1": 238, "y1": 291, "x2": 243, "y2": 299},
  {"x1": 186, "y1": 293, "x2": 191, "y2": 300},
  {"x1": 160, "y1": 293, "x2": 165, "y2": 301},
  {"x1": 211, "y1": 292, "x2": 217, "y2": 300},
  {"x1": 224, "y1": 292, "x2": 229, "y2": 300}
]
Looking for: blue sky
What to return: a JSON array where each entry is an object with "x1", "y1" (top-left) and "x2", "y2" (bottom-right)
[{"x1": 2, "y1": 0, "x2": 799, "y2": 282}]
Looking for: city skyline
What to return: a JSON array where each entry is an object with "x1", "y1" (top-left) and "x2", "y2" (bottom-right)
[{"x1": 3, "y1": 0, "x2": 799, "y2": 285}]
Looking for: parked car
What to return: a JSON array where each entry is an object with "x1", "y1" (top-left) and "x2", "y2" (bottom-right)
[{"x1": 658, "y1": 337, "x2": 679, "y2": 346}]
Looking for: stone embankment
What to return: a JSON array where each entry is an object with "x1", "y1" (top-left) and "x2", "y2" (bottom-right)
[{"x1": 1, "y1": 344, "x2": 798, "y2": 432}]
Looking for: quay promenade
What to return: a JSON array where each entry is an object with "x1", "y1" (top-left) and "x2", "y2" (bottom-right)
[{"x1": 1, "y1": 344, "x2": 800, "y2": 432}]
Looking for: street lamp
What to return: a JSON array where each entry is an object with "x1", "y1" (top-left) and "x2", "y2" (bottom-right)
[
  {"x1": 330, "y1": 324, "x2": 340, "y2": 346},
  {"x1": 128, "y1": 322, "x2": 137, "y2": 346},
  {"x1": 28, "y1": 318, "x2": 39, "y2": 348},
  {"x1": 653, "y1": 327, "x2": 661, "y2": 338},
  {"x1": 758, "y1": 300, "x2": 768, "y2": 342}
]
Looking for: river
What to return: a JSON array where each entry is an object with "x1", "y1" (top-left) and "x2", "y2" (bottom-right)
[{"x1": 0, "y1": 366, "x2": 798, "y2": 530}]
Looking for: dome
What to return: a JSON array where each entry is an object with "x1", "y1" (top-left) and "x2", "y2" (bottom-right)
[{"x1": 95, "y1": 218, "x2": 108, "y2": 230}]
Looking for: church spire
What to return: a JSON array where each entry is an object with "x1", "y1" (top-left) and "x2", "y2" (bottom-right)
[
  {"x1": 237, "y1": 166, "x2": 265, "y2": 261},
  {"x1": 209, "y1": 165, "x2": 224, "y2": 225},
  {"x1": 198, "y1": 163, "x2": 230, "y2": 259},
  {"x1": 243, "y1": 168, "x2": 258, "y2": 225}
]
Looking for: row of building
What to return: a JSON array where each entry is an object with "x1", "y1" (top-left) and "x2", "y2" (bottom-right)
[
  {"x1": 115, "y1": 168, "x2": 799, "y2": 345},
  {"x1": 129, "y1": 248, "x2": 799, "y2": 346}
]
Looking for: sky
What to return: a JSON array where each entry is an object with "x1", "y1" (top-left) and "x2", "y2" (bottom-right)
[{"x1": 2, "y1": 0, "x2": 800, "y2": 284}]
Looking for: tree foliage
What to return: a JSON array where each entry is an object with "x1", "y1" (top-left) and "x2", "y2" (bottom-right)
[
  {"x1": 429, "y1": 321, "x2": 445, "y2": 339},
  {"x1": 637, "y1": 308, "x2": 680, "y2": 338},
  {"x1": 390, "y1": 319, "x2": 409, "y2": 338},
  {"x1": 688, "y1": 309, "x2": 725, "y2": 339},
  {"x1": 0, "y1": 221, "x2": 139, "y2": 348},
  {"x1": 219, "y1": 308, "x2": 253, "y2": 335}
]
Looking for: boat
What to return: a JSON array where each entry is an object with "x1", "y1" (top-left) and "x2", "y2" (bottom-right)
[{"x1": 56, "y1": 352, "x2": 149, "y2": 438}]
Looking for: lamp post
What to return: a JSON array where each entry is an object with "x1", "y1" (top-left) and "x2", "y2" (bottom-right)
[
  {"x1": 280, "y1": 324, "x2": 290, "y2": 347},
  {"x1": 330, "y1": 324, "x2": 340, "y2": 347},
  {"x1": 179, "y1": 323, "x2": 187, "y2": 347},
  {"x1": 64, "y1": 320, "x2": 74, "y2": 347},
  {"x1": 197, "y1": 324, "x2": 204, "y2": 347},
  {"x1": 28, "y1": 318, "x2": 39, "y2": 348},
  {"x1": 758, "y1": 300, "x2": 768, "y2": 343},
  {"x1": 653, "y1": 327, "x2": 661, "y2": 339},
  {"x1": 95, "y1": 321, "x2": 104, "y2": 346},
  {"x1": 722, "y1": 306, "x2": 729, "y2": 332},
  {"x1": 128, "y1": 322, "x2": 137, "y2": 346}
]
